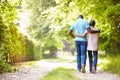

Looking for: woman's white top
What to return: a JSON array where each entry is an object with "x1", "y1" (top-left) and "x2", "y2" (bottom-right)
[{"x1": 87, "y1": 27, "x2": 99, "y2": 51}]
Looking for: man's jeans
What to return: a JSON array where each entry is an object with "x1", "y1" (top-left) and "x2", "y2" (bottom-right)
[
  {"x1": 75, "y1": 41, "x2": 87, "y2": 71},
  {"x1": 88, "y1": 50, "x2": 98, "y2": 72}
]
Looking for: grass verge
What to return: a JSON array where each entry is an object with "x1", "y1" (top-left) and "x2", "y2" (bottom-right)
[
  {"x1": 98, "y1": 54, "x2": 120, "y2": 76},
  {"x1": 40, "y1": 67, "x2": 80, "y2": 80}
]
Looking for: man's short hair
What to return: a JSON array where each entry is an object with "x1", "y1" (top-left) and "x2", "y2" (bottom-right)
[{"x1": 78, "y1": 15, "x2": 84, "y2": 19}]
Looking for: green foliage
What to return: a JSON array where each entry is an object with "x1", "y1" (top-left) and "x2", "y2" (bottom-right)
[
  {"x1": 55, "y1": 0, "x2": 120, "y2": 53},
  {"x1": 41, "y1": 67, "x2": 79, "y2": 80},
  {"x1": 0, "y1": 0, "x2": 22, "y2": 72},
  {"x1": 24, "y1": 0, "x2": 120, "y2": 60},
  {"x1": 0, "y1": 0, "x2": 36, "y2": 73},
  {"x1": 24, "y1": 36, "x2": 35, "y2": 61},
  {"x1": 0, "y1": 61, "x2": 15, "y2": 73},
  {"x1": 105, "y1": 3, "x2": 120, "y2": 53},
  {"x1": 0, "y1": 0, "x2": 119, "y2": 74},
  {"x1": 0, "y1": 0, "x2": 21, "y2": 63},
  {"x1": 43, "y1": 0, "x2": 120, "y2": 53},
  {"x1": 25, "y1": 0, "x2": 63, "y2": 56},
  {"x1": 99, "y1": 54, "x2": 120, "y2": 76},
  {"x1": 34, "y1": 45, "x2": 43, "y2": 60}
]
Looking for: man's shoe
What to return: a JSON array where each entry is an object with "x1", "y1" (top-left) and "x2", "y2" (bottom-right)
[
  {"x1": 81, "y1": 64, "x2": 85, "y2": 73},
  {"x1": 78, "y1": 69, "x2": 81, "y2": 72},
  {"x1": 92, "y1": 66, "x2": 96, "y2": 74}
]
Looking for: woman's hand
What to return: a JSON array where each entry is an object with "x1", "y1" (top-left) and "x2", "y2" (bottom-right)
[{"x1": 74, "y1": 34, "x2": 79, "y2": 37}]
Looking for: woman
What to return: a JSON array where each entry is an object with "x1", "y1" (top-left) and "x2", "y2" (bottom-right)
[{"x1": 75, "y1": 19, "x2": 100, "y2": 73}]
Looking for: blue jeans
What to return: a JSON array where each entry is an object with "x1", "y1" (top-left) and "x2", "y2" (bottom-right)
[
  {"x1": 88, "y1": 50, "x2": 98, "y2": 72},
  {"x1": 75, "y1": 41, "x2": 87, "y2": 71}
]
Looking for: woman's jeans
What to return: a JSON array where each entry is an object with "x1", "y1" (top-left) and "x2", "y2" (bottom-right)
[
  {"x1": 88, "y1": 50, "x2": 98, "y2": 72},
  {"x1": 75, "y1": 41, "x2": 87, "y2": 71}
]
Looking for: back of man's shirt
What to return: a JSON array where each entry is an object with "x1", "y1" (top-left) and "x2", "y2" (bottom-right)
[{"x1": 70, "y1": 18, "x2": 88, "y2": 41}]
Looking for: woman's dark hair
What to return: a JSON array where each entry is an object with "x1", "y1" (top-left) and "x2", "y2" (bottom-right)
[
  {"x1": 89, "y1": 19, "x2": 95, "y2": 27},
  {"x1": 87, "y1": 20, "x2": 100, "y2": 33}
]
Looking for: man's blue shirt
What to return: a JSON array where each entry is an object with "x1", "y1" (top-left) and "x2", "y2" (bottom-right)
[{"x1": 70, "y1": 18, "x2": 89, "y2": 41}]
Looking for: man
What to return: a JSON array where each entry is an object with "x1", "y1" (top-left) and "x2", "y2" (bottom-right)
[{"x1": 67, "y1": 15, "x2": 88, "y2": 73}]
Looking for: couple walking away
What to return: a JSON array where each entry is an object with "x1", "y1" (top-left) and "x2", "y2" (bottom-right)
[{"x1": 67, "y1": 15, "x2": 100, "y2": 74}]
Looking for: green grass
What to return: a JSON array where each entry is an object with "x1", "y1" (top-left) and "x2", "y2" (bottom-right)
[
  {"x1": 20, "y1": 61, "x2": 36, "y2": 66},
  {"x1": 13, "y1": 61, "x2": 36, "y2": 69},
  {"x1": 40, "y1": 67, "x2": 80, "y2": 80},
  {"x1": 98, "y1": 54, "x2": 120, "y2": 76}
]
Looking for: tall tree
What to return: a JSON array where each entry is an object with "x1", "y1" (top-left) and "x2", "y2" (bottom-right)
[
  {"x1": 25, "y1": 0, "x2": 120, "y2": 55},
  {"x1": 0, "y1": 0, "x2": 23, "y2": 73},
  {"x1": 25, "y1": 0, "x2": 62, "y2": 58}
]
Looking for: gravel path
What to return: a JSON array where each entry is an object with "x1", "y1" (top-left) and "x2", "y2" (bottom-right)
[
  {"x1": 74, "y1": 67, "x2": 120, "y2": 80},
  {"x1": 0, "y1": 60, "x2": 120, "y2": 80},
  {"x1": 0, "y1": 61, "x2": 52, "y2": 80}
]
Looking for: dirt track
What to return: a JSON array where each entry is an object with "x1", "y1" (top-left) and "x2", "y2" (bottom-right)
[{"x1": 0, "y1": 59, "x2": 120, "y2": 80}]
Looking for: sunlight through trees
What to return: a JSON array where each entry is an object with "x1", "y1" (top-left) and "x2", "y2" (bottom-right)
[{"x1": 0, "y1": 0, "x2": 120, "y2": 73}]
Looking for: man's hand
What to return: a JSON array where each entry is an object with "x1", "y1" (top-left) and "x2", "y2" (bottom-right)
[
  {"x1": 67, "y1": 30, "x2": 75, "y2": 38},
  {"x1": 87, "y1": 27, "x2": 100, "y2": 33}
]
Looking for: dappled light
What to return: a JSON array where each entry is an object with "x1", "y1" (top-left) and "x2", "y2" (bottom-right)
[
  {"x1": 18, "y1": 11, "x2": 30, "y2": 35},
  {"x1": 98, "y1": 57, "x2": 110, "y2": 69},
  {"x1": 0, "y1": 0, "x2": 120, "y2": 80}
]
